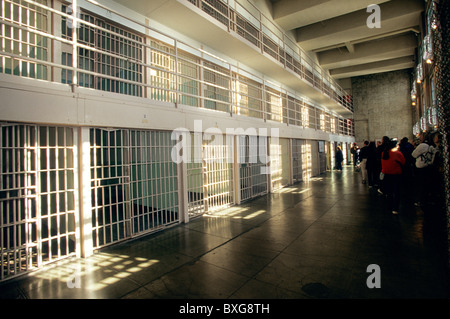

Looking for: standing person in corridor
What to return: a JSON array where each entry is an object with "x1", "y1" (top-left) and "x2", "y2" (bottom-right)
[
  {"x1": 335, "y1": 146, "x2": 344, "y2": 171},
  {"x1": 381, "y1": 139, "x2": 406, "y2": 215},
  {"x1": 351, "y1": 143, "x2": 359, "y2": 169},
  {"x1": 376, "y1": 136, "x2": 391, "y2": 195},
  {"x1": 411, "y1": 131, "x2": 435, "y2": 207},
  {"x1": 366, "y1": 141, "x2": 378, "y2": 188},
  {"x1": 359, "y1": 140, "x2": 370, "y2": 184}
]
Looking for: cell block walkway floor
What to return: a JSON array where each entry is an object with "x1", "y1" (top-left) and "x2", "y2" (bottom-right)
[{"x1": 1, "y1": 166, "x2": 449, "y2": 299}]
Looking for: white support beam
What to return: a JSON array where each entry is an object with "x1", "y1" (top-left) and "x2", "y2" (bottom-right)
[
  {"x1": 345, "y1": 42, "x2": 355, "y2": 54},
  {"x1": 78, "y1": 126, "x2": 93, "y2": 258}
]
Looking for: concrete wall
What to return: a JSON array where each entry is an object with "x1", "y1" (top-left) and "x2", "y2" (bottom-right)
[{"x1": 351, "y1": 70, "x2": 413, "y2": 143}]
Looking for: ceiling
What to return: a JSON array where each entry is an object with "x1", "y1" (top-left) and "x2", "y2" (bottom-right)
[
  {"x1": 109, "y1": 0, "x2": 425, "y2": 115},
  {"x1": 271, "y1": 0, "x2": 424, "y2": 82}
]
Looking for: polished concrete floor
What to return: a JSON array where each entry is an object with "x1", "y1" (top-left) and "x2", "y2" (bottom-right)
[{"x1": 1, "y1": 165, "x2": 449, "y2": 300}]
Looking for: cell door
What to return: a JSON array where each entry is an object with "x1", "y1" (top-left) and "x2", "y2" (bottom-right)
[
  {"x1": 239, "y1": 135, "x2": 252, "y2": 202},
  {"x1": 1, "y1": 124, "x2": 77, "y2": 281},
  {"x1": 318, "y1": 141, "x2": 327, "y2": 174},
  {"x1": 129, "y1": 130, "x2": 179, "y2": 235},
  {"x1": 91, "y1": 129, "x2": 180, "y2": 248},
  {"x1": 239, "y1": 135, "x2": 268, "y2": 202},
  {"x1": 251, "y1": 136, "x2": 269, "y2": 197},
  {"x1": 301, "y1": 141, "x2": 312, "y2": 181},
  {"x1": 270, "y1": 137, "x2": 289, "y2": 190},
  {"x1": 292, "y1": 139, "x2": 303, "y2": 182},
  {"x1": 187, "y1": 133, "x2": 205, "y2": 218},
  {"x1": 203, "y1": 133, "x2": 234, "y2": 212},
  {"x1": 90, "y1": 128, "x2": 131, "y2": 248}
]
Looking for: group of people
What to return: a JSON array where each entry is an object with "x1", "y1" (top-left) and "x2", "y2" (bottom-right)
[{"x1": 335, "y1": 130, "x2": 444, "y2": 215}]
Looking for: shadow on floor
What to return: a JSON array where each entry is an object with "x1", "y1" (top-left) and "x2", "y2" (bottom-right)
[{"x1": 1, "y1": 166, "x2": 449, "y2": 302}]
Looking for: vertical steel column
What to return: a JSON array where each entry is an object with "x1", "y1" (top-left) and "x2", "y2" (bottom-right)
[
  {"x1": 267, "y1": 136, "x2": 274, "y2": 193},
  {"x1": 175, "y1": 39, "x2": 179, "y2": 108},
  {"x1": 287, "y1": 138, "x2": 293, "y2": 185},
  {"x1": 71, "y1": 0, "x2": 78, "y2": 91},
  {"x1": 178, "y1": 131, "x2": 189, "y2": 223},
  {"x1": 78, "y1": 127, "x2": 93, "y2": 258},
  {"x1": 234, "y1": 135, "x2": 241, "y2": 205}
]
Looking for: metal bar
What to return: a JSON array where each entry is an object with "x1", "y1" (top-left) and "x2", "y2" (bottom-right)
[{"x1": 1, "y1": 5, "x2": 356, "y2": 125}]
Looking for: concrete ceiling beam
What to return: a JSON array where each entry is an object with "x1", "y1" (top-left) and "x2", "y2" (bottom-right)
[
  {"x1": 318, "y1": 33, "x2": 418, "y2": 69},
  {"x1": 329, "y1": 56, "x2": 416, "y2": 79},
  {"x1": 272, "y1": 0, "x2": 389, "y2": 31},
  {"x1": 295, "y1": 0, "x2": 424, "y2": 52}
]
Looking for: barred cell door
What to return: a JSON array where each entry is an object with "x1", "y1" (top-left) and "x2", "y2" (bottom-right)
[
  {"x1": 203, "y1": 133, "x2": 234, "y2": 213},
  {"x1": 239, "y1": 135, "x2": 252, "y2": 202},
  {"x1": 1, "y1": 124, "x2": 77, "y2": 281},
  {"x1": 129, "y1": 130, "x2": 179, "y2": 235},
  {"x1": 90, "y1": 129, "x2": 180, "y2": 248},
  {"x1": 187, "y1": 133, "x2": 205, "y2": 218},
  {"x1": 239, "y1": 135, "x2": 268, "y2": 202},
  {"x1": 90, "y1": 128, "x2": 131, "y2": 248},
  {"x1": 318, "y1": 141, "x2": 327, "y2": 174},
  {"x1": 292, "y1": 139, "x2": 303, "y2": 183},
  {"x1": 270, "y1": 137, "x2": 289, "y2": 190},
  {"x1": 302, "y1": 141, "x2": 313, "y2": 181}
]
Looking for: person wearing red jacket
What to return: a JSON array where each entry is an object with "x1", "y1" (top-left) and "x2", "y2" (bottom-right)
[{"x1": 381, "y1": 139, "x2": 406, "y2": 215}]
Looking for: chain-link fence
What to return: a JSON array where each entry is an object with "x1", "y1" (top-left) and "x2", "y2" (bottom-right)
[{"x1": 432, "y1": 0, "x2": 450, "y2": 265}]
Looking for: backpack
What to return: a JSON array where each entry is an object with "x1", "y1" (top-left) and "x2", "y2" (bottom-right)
[{"x1": 419, "y1": 145, "x2": 434, "y2": 167}]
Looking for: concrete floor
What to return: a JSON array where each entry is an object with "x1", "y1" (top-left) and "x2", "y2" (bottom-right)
[{"x1": 1, "y1": 165, "x2": 449, "y2": 301}]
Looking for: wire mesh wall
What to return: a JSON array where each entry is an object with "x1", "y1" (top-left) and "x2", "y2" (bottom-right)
[{"x1": 431, "y1": 0, "x2": 450, "y2": 263}]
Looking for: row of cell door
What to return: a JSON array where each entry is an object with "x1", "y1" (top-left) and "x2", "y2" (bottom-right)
[
  {"x1": 1, "y1": 124, "x2": 330, "y2": 281},
  {"x1": 187, "y1": 134, "x2": 272, "y2": 218},
  {"x1": 0, "y1": 125, "x2": 180, "y2": 280}
]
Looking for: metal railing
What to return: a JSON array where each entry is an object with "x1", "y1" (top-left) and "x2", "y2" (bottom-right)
[
  {"x1": 190, "y1": 0, "x2": 354, "y2": 112},
  {"x1": 0, "y1": 0, "x2": 354, "y2": 136}
]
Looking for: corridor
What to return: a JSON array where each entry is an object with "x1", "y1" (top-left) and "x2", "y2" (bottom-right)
[{"x1": 0, "y1": 165, "x2": 448, "y2": 300}]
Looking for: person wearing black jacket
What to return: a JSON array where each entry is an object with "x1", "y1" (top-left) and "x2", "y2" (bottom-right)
[
  {"x1": 366, "y1": 141, "x2": 377, "y2": 188},
  {"x1": 375, "y1": 136, "x2": 391, "y2": 194},
  {"x1": 399, "y1": 137, "x2": 415, "y2": 202},
  {"x1": 335, "y1": 146, "x2": 344, "y2": 171},
  {"x1": 350, "y1": 143, "x2": 359, "y2": 168}
]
